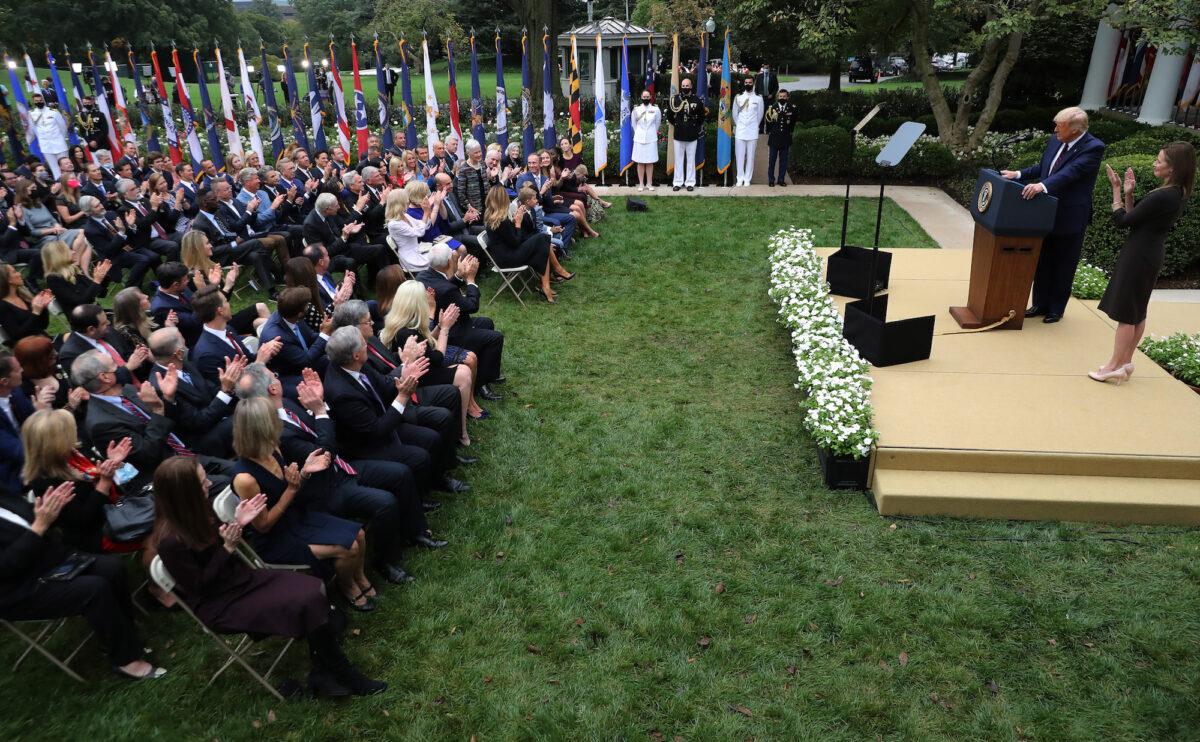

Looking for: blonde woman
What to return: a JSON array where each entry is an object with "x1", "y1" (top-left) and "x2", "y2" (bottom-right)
[
  {"x1": 384, "y1": 187, "x2": 435, "y2": 272},
  {"x1": 380, "y1": 280, "x2": 479, "y2": 445},
  {"x1": 231, "y1": 397, "x2": 378, "y2": 612},
  {"x1": 42, "y1": 238, "x2": 110, "y2": 314},
  {"x1": 179, "y1": 230, "x2": 270, "y2": 333},
  {"x1": 405, "y1": 179, "x2": 465, "y2": 257},
  {"x1": 483, "y1": 185, "x2": 573, "y2": 303}
]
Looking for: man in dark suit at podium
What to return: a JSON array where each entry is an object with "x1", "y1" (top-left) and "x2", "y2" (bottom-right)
[{"x1": 1001, "y1": 106, "x2": 1104, "y2": 324}]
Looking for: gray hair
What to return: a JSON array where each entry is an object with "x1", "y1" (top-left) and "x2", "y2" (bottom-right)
[
  {"x1": 1054, "y1": 106, "x2": 1089, "y2": 132},
  {"x1": 331, "y1": 299, "x2": 370, "y2": 331},
  {"x1": 115, "y1": 178, "x2": 137, "y2": 197},
  {"x1": 360, "y1": 166, "x2": 379, "y2": 181},
  {"x1": 326, "y1": 325, "x2": 365, "y2": 367},
  {"x1": 427, "y1": 244, "x2": 454, "y2": 271},
  {"x1": 236, "y1": 362, "x2": 274, "y2": 400},
  {"x1": 147, "y1": 327, "x2": 184, "y2": 361},
  {"x1": 341, "y1": 170, "x2": 361, "y2": 189},
  {"x1": 464, "y1": 139, "x2": 482, "y2": 155},
  {"x1": 78, "y1": 195, "x2": 99, "y2": 213},
  {"x1": 94, "y1": 149, "x2": 112, "y2": 164},
  {"x1": 71, "y1": 349, "x2": 114, "y2": 392},
  {"x1": 238, "y1": 167, "x2": 259, "y2": 185},
  {"x1": 314, "y1": 192, "x2": 338, "y2": 214}
]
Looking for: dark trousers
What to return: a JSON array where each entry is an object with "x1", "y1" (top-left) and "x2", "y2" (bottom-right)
[
  {"x1": 1, "y1": 554, "x2": 142, "y2": 666},
  {"x1": 104, "y1": 247, "x2": 160, "y2": 289},
  {"x1": 2, "y1": 248, "x2": 43, "y2": 283},
  {"x1": 330, "y1": 241, "x2": 390, "y2": 285},
  {"x1": 325, "y1": 460, "x2": 426, "y2": 564},
  {"x1": 412, "y1": 387, "x2": 458, "y2": 472},
  {"x1": 148, "y1": 238, "x2": 181, "y2": 263},
  {"x1": 1031, "y1": 230, "x2": 1085, "y2": 317},
  {"x1": 449, "y1": 317, "x2": 503, "y2": 390},
  {"x1": 352, "y1": 438, "x2": 431, "y2": 494},
  {"x1": 768, "y1": 145, "x2": 789, "y2": 185}
]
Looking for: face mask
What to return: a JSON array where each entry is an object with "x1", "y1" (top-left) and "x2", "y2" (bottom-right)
[
  {"x1": 34, "y1": 101, "x2": 45, "y2": 108},
  {"x1": 641, "y1": 99, "x2": 651, "y2": 105},
  {"x1": 682, "y1": 88, "x2": 692, "y2": 95}
]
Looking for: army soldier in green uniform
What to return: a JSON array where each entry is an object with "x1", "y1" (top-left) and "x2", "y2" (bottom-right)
[{"x1": 765, "y1": 89, "x2": 798, "y2": 187}]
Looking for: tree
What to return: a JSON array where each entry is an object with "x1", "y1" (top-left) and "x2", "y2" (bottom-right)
[
  {"x1": 293, "y1": 0, "x2": 372, "y2": 44},
  {"x1": 373, "y1": 0, "x2": 467, "y2": 65},
  {"x1": 649, "y1": 0, "x2": 715, "y2": 39},
  {"x1": 1120, "y1": 0, "x2": 1200, "y2": 51},
  {"x1": 508, "y1": 0, "x2": 561, "y2": 97},
  {"x1": 3, "y1": 0, "x2": 242, "y2": 50}
]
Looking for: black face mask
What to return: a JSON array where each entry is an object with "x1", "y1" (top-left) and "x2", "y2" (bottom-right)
[
  {"x1": 641, "y1": 99, "x2": 651, "y2": 105},
  {"x1": 34, "y1": 101, "x2": 45, "y2": 108},
  {"x1": 681, "y1": 88, "x2": 692, "y2": 96},
  {"x1": 744, "y1": 82, "x2": 754, "y2": 90}
]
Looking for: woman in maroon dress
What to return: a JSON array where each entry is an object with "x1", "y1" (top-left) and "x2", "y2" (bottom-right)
[{"x1": 151, "y1": 457, "x2": 386, "y2": 698}]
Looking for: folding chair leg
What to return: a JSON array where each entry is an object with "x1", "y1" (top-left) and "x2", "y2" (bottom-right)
[
  {"x1": 12, "y1": 619, "x2": 59, "y2": 670},
  {"x1": 206, "y1": 634, "x2": 252, "y2": 688},
  {"x1": 2, "y1": 620, "x2": 85, "y2": 683},
  {"x1": 263, "y1": 638, "x2": 295, "y2": 681},
  {"x1": 200, "y1": 628, "x2": 284, "y2": 702}
]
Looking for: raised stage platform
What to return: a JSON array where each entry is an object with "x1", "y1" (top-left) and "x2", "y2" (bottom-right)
[{"x1": 818, "y1": 248, "x2": 1200, "y2": 525}]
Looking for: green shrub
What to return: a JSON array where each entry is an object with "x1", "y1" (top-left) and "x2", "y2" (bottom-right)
[
  {"x1": 1139, "y1": 333, "x2": 1200, "y2": 386},
  {"x1": 1104, "y1": 128, "x2": 1200, "y2": 158},
  {"x1": 1083, "y1": 153, "x2": 1200, "y2": 277},
  {"x1": 988, "y1": 106, "x2": 1057, "y2": 132},
  {"x1": 790, "y1": 125, "x2": 853, "y2": 178},
  {"x1": 1072, "y1": 262, "x2": 1110, "y2": 299},
  {"x1": 1087, "y1": 117, "x2": 1146, "y2": 146}
]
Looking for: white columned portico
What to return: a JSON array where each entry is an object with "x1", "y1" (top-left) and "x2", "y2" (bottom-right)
[
  {"x1": 1079, "y1": 4, "x2": 1123, "y2": 111},
  {"x1": 1137, "y1": 43, "x2": 1192, "y2": 124}
]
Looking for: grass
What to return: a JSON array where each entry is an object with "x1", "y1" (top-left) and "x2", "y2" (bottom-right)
[{"x1": 5, "y1": 196, "x2": 1200, "y2": 740}]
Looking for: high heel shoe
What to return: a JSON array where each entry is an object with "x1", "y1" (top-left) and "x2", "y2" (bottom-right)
[
  {"x1": 1087, "y1": 367, "x2": 1130, "y2": 385},
  {"x1": 1123, "y1": 363, "x2": 1135, "y2": 378}
]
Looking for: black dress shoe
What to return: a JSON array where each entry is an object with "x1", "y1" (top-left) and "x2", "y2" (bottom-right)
[
  {"x1": 768, "y1": 182, "x2": 775, "y2": 187},
  {"x1": 439, "y1": 477, "x2": 471, "y2": 494},
  {"x1": 1025, "y1": 306, "x2": 1046, "y2": 318},
  {"x1": 377, "y1": 562, "x2": 415, "y2": 584},
  {"x1": 686, "y1": 186, "x2": 694, "y2": 191},
  {"x1": 414, "y1": 534, "x2": 448, "y2": 549},
  {"x1": 307, "y1": 669, "x2": 352, "y2": 698},
  {"x1": 1043, "y1": 314, "x2": 1062, "y2": 324},
  {"x1": 672, "y1": 185, "x2": 681, "y2": 191},
  {"x1": 479, "y1": 385, "x2": 503, "y2": 401},
  {"x1": 421, "y1": 499, "x2": 441, "y2": 512},
  {"x1": 456, "y1": 453, "x2": 479, "y2": 466}
]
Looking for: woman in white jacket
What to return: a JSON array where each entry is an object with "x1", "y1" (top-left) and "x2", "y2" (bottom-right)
[
  {"x1": 632, "y1": 92, "x2": 662, "y2": 191},
  {"x1": 384, "y1": 188, "x2": 441, "y2": 272}
]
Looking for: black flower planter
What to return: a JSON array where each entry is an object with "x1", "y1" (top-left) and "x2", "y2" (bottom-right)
[{"x1": 818, "y1": 447, "x2": 870, "y2": 490}]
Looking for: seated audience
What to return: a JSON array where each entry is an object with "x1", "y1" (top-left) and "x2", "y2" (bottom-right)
[
  {"x1": 79, "y1": 194, "x2": 160, "y2": 290},
  {"x1": 41, "y1": 238, "x2": 110, "y2": 315},
  {"x1": 151, "y1": 456, "x2": 385, "y2": 696},
  {"x1": 0, "y1": 261, "x2": 54, "y2": 342},
  {"x1": 190, "y1": 284, "x2": 281, "y2": 383},
  {"x1": 303, "y1": 193, "x2": 389, "y2": 286},
  {"x1": 179, "y1": 230, "x2": 271, "y2": 333},
  {"x1": 259, "y1": 286, "x2": 331, "y2": 393},
  {"x1": 146, "y1": 327, "x2": 239, "y2": 458},
  {"x1": 0, "y1": 350, "x2": 36, "y2": 495},
  {"x1": 384, "y1": 187, "x2": 435, "y2": 272},
  {"x1": 484, "y1": 186, "x2": 573, "y2": 303},
  {"x1": 58, "y1": 303, "x2": 150, "y2": 384}
]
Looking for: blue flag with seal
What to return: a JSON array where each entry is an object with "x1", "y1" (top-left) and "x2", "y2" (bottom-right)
[
  {"x1": 469, "y1": 33, "x2": 485, "y2": 147},
  {"x1": 303, "y1": 42, "x2": 327, "y2": 152},
  {"x1": 193, "y1": 49, "x2": 225, "y2": 169},
  {"x1": 282, "y1": 44, "x2": 310, "y2": 150},
  {"x1": 398, "y1": 37, "x2": 418, "y2": 148},
  {"x1": 619, "y1": 36, "x2": 632, "y2": 176}
]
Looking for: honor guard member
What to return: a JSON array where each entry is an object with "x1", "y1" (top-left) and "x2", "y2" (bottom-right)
[
  {"x1": 765, "y1": 89, "x2": 798, "y2": 187},
  {"x1": 733, "y1": 76, "x2": 764, "y2": 187},
  {"x1": 666, "y1": 78, "x2": 707, "y2": 192}
]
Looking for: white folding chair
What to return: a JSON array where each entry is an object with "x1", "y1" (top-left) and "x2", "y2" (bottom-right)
[
  {"x1": 2, "y1": 618, "x2": 91, "y2": 682},
  {"x1": 476, "y1": 232, "x2": 532, "y2": 307},
  {"x1": 149, "y1": 556, "x2": 291, "y2": 701},
  {"x1": 384, "y1": 235, "x2": 417, "y2": 280},
  {"x1": 212, "y1": 488, "x2": 308, "y2": 572}
]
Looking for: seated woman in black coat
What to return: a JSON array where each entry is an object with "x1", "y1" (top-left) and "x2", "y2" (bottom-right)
[
  {"x1": 0, "y1": 481, "x2": 164, "y2": 679},
  {"x1": 0, "y1": 260, "x2": 54, "y2": 342},
  {"x1": 481, "y1": 186, "x2": 574, "y2": 304},
  {"x1": 1091, "y1": 142, "x2": 1196, "y2": 384},
  {"x1": 13, "y1": 336, "x2": 86, "y2": 430},
  {"x1": 42, "y1": 238, "x2": 111, "y2": 316},
  {"x1": 151, "y1": 457, "x2": 385, "y2": 697}
]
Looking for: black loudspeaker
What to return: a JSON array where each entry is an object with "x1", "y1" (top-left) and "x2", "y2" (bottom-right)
[
  {"x1": 826, "y1": 245, "x2": 892, "y2": 300},
  {"x1": 842, "y1": 294, "x2": 935, "y2": 367},
  {"x1": 626, "y1": 198, "x2": 649, "y2": 212}
]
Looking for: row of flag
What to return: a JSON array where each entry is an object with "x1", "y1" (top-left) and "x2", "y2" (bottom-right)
[{"x1": 2, "y1": 29, "x2": 741, "y2": 178}]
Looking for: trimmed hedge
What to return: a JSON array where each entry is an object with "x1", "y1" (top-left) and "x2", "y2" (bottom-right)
[
  {"x1": 1082, "y1": 154, "x2": 1200, "y2": 277},
  {"x1": 790, "y1": 125, "x2": 853, "y2": 177},
  {"x1": 1104, "y1": 128, "x2": 1200, "y2": 158}
]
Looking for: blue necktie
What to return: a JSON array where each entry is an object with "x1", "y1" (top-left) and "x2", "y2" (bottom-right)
[
  {"x1": 357, "y1": 373, "x2": 385, "y2": 412},
  {"x1": 292, "y1": 324, "x2": 308, "y2": 351}
]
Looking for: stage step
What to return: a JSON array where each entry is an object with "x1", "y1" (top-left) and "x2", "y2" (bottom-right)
[
  {"x1": 872, "y1": 469, "x2": 1200, "y2": 525},
  {"x1": 874, "y1": 447, "x2": 1200, "y2": 479}
]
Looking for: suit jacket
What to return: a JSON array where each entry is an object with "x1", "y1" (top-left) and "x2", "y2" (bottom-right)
[
  {"x1": 149, "y1": 288, "x2": 201, "y2": 347},
  {"x1": 215, "y1": 199, "x2": 257, "y2": 240},
  {"x1": 363, "y1": 335, "x2": 402, "y2": 377},
  {"x1": 148, "y1": 361, "x2": 235, "y2": 453},
  {"x1": 0, "y1": 389, "x2": 34, "y2": 495},
  {"x1": 83, "y1": 386, "x2": 180, "y2": 484},
  {"x1": 58, "y1": 332, "x2": 136, "y2": 386},
  {"x1": 193, "y1": 325, "x2": 253, "y2": 382},
  {"x1": 1018, "y1": 132, "x2": 1106, "y2": 235},
  {"x1": 82, "y1": 213, "x2": 131, "y2": 260},
  {"x1": 0, "y1": 511, "x2": 73, "y2": 611},
  {"x1": 415, "y1": 268, "x2": 480, "y2": 335},
  {"x1": 302, "y1": 209, "x2": 352, "y2": 255},
  {"x1": 259, "y1": 312, "x2": 328, "y2": 390},
  {"x1": 324, "y1": 364, "x2": 416, "y2": 460},
  {"x1": 80, "y1": 180, "x2": 114, "y2": 203},
  {"x1": 190, "y1": 210, "x2": 238, "y2": 249}
]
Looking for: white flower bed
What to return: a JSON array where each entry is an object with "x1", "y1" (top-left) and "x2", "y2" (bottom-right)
[{"x1": 767, "y1": 227, "x2": 878, "y2": 459}]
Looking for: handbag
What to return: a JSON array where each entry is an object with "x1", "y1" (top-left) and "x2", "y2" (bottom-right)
[
  {"x1": 104, "y1": 490, "x2": 156, "y2": 542},
  {"x1": 626, "y1": 198, "x2": 649, "y2": 212},
  {"x1": 42, "y1": 553, "x2": 96, "y2": 582}
]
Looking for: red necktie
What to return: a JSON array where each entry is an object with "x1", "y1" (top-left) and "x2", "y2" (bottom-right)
[
  {"x1": 366, "y1": 347, "x2": 418, "y2": 403},
  {"x1": 136, "y1": 203, "x2": 168, "y2": 239},
  {"x1": 118, "y1": 397, "x2": 193, "y2": 456},
  {"x1": 284, "y1": 410, "x2": 355, "y2": 475},
  {"x1": 225, "y1": 330, "x2": 247, "y2": 358},
  {"x1": 97, "y1": 339, "x2": 139, "y2": 384}
]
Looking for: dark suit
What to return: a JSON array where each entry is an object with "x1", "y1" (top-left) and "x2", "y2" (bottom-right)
[
  {"x1": 0, "y1": 389, "x2": 34, "y2": 495},
  {"x1": 120, "y1": 198, "x2": 178, "y2": 260},
  {"x1": 439, "y1": 191, "x2": 484, "y2": 255},
  {"x1": 148, "y1": 362, "x2": 235, "y2": 457},
  {"x1": 192, "y1": 325, "x2": 253, "y2": 384},
  {"x1": 82, "y1": 214, "x2": 159, "y2": 289},
  {"x1": 1017, "y1": 131, "x2": 1105, "y2": 316},
  {"x1": 277, "y1": 399, "x2": 425, "y2": 563},
  {"x1": 415, "y1": 268, "x2": 503, "y2": 389},
  {"x1": 189, "y1": 211, "x2": 276, "y2": 289},
  {"x1": 58, "y1": 332, "x2": 137, "y2": 387},
  {"x1": 323, "y1": 365, "x2": 439, "y2": 490},
  {"x1": 302, "y1": 209, "x2": 389, "y2": 282},
  {"x1": 149, "y1": 288, "x2": 201, "y2": 347},
  {"x1": 80, "y1": 180, "x2": 116, "y2": 204},
  {"x1": 258, "y1": 312, "x2": 328, "y2": 395}
]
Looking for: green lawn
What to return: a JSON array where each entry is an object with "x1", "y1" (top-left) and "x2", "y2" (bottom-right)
[{"x1": 6, "y1": 196, "x2": 1199, "y2": 740}]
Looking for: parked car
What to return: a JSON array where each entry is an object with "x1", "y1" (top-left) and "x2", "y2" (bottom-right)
[
  {"x1": 848, "y1": 56, "x2": 880, "y2": 83},
  {"x1": 887, "y1": 56, "x2": 909, "y2": 76},
  {"x1": 931, "y1": 55, "x2": 955, "y2": 72}
]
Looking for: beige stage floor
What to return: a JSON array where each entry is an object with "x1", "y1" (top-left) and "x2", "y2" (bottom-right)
[{"x1": 817, "y1": 248, "x2": 1200, "y2": 525}]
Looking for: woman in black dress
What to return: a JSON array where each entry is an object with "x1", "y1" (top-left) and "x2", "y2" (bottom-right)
[
  {"x1": 380, "y1": 280, "x2": 477, "y2": 445},
  {"x1": 151, "y1": 457, "x2": 386, "y2": 697},
  {"x1": 482, "y1": 186, "x2": 574, "y2": 304},
  {"x1": 42, "y1": 238, "x2": 111, "y2": 315},
  {"x1": 230, "y1": 397, "x2": 377, "y2": 612},
  {"x1": 0, "y1": 261, "x2": 53, "y2": 342},
  {"x1": 1092, "y1": 142, "x2": 1195, "y2": 384}
]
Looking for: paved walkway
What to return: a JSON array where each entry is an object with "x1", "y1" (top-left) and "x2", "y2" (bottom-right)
[{"x1": 595, "y1": 183, "x2": 975, "y2": 250}]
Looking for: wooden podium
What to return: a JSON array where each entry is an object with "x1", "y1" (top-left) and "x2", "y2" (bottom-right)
[{"x1": 949, "y1": 169, "x2": 1058, "y2": 330}]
